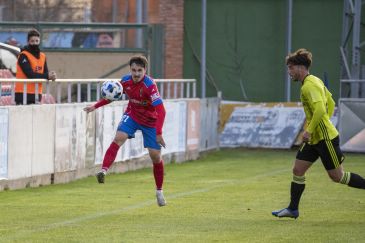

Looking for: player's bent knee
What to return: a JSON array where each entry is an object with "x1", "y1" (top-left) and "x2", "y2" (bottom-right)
[
  {"x1": 150, "y1": 155, "x2": 161, "y2": 163},
  {"x1": 113, "y1": 132, "x2": 128, "y2": 146},
  {"x1": 292, "y1": 168, "x2": 305, "y2": 176},
  {"x1": 148, "y1": 149, "x2": 161, "y2": 163},
  {"x1": 327, "y1": 168, "x2": 344, "y2": 183}
]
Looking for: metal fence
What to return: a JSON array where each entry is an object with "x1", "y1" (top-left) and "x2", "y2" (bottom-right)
[
  {"x1": 340, "y1": 79, "x2": 365, "y2": 99},
  {"x1": 0, "y1": 78, "x2": 197, "y2": 105},
  {"x1": 200, "y1": 97, "x2": 220, "y2": 151}
]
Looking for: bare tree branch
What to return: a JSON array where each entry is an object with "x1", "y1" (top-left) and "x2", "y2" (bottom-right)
[{"x1": 0, "y1": 0, "x2": 82, "y2": 22}]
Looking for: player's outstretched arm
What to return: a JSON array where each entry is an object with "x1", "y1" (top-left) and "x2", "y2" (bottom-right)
[{"x1": 83, "y1": 98, "x2": 111, "y2": 113}]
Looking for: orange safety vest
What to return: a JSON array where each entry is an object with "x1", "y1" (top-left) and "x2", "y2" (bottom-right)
[{"x1": 15, "y1": 50, "x2": 46, "y2": 94}]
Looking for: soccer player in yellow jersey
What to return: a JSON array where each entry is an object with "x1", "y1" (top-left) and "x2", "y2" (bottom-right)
[{"x1": 272, "y1": 48, "x2": 365, "y2": 219}]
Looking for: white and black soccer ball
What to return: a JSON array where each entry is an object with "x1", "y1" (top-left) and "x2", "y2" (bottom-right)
[{"x1": 101, "y1": 80, "x2": 123, "y2": 101}]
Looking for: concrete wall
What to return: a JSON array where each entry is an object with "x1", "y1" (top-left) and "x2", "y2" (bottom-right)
[
  {"x1": 0, "y1": 98, "x2": 220, "y2": 190},
  {"x1": 46, "y1": 52, "x2": 138, "y2": 79},
  {"x1": 339, "y1": 99, "x2": 365, "y2": 152}
]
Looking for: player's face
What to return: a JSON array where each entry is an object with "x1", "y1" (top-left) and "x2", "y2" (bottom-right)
[
  {"x1": 130, "y1": 63, "x2": 146, "y2": 83},
  {"x1": 287, "y1": 64, "x2": 301, "y2": 82},
  {"x1": 28, "y1": 36, "x2": 40, "y2": 46}
]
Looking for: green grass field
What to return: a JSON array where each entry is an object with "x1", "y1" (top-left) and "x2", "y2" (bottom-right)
[{"x1": 0, "y1": 148, "x2": 365, "y2": 242}]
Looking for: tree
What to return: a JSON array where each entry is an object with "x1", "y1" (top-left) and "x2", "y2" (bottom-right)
[{"x1": 0, "y1": 0, "x2": 84, "y2": 22}]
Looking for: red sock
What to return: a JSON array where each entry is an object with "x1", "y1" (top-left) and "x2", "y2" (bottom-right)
[
  {"x1": 153, "y1": 160, "x2": 164, "y2": 190},
  {"x1": 102, "y1": 142, "x2": 120, "y2": 171}
]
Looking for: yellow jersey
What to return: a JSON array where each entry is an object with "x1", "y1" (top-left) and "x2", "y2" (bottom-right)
[{"x1": 300, "y1": 74, "x2": 338, "y2": 144}]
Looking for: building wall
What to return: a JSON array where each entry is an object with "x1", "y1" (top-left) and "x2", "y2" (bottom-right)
[
  {"x1": 92, "y1": 0, "x2": 185, "y2": 79},
  {"x1": 157, "y1": 0, "x2": 184, "y2": 79}
]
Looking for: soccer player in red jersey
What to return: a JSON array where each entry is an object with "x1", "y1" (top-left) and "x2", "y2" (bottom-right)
[{"x1": 84, "y1": 56, "x2": 167, "y2": 206}]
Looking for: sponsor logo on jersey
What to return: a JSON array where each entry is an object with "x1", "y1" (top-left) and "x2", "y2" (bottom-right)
[
  {"x1": 130, "y1": 98, "x2": 148, "y2": 106},
  {"x1": 35, "y1": 66, "x2": 43, "y2": 72}
]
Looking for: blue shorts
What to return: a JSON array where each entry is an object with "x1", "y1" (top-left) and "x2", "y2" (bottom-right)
[{"x1": 117, "y1": 114, "x2": 161, "y2": 150}]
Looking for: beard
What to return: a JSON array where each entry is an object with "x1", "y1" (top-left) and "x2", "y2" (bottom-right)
[{"x1": 290, "y1": 74, "x2": 299, "y2": 82}]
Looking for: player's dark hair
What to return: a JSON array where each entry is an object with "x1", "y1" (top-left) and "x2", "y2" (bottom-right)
[
  {"x1": 286, "y1": 48, "x2": 312, "y2": 69},
  {"x1": 129, "y1": 55, "x2": 148, "y2": 68},
  {"x1": 27, "y1": 29, "x2": 40, "y2": 41}
]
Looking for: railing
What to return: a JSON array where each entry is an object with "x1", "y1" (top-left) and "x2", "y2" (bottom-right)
[
  {"x1": 155, "y1": 79, "x2": 197, "y2": 99},
  {"x1": 0, "y1": 78, "x2": 197, "y2": 105}
]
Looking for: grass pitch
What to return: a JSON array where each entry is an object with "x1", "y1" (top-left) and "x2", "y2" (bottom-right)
[{"x1": 0, "y1": 148, "x2": 364, "y2": 242}]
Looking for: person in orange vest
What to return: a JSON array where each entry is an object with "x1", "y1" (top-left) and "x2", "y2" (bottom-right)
[{"x1": 15, "y1": 29, "x2": 56, "y2": 105}]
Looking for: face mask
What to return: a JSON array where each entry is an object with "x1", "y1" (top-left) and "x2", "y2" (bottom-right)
[{"x1": 29, "y1": 44, "x2": 40, "y2": 51}]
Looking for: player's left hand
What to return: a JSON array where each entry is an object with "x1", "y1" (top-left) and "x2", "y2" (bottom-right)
[
  {"x1": 157, "y1": 135, "x2": 166, "y2": 148},
  {"x1": 302, "y1": 130, "x2": 311, "y2": 142}
]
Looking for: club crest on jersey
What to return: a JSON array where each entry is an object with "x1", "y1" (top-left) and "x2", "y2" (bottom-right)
[{"x1": 151, "y1": 92, "x2": 160, "y2": 102}]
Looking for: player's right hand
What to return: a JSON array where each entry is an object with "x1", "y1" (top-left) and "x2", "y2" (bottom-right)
[
  {"x1": 83, "y1": 105, "x2": 96, "y2": 113},
  {"x1": 302, "y1": 130, "x2": 311, "y2": 142}
]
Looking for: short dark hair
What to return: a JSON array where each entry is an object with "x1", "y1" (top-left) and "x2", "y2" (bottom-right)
[
  {"x1": 129, "y1": 55, "x2": 148, "y2": 68},
  {"x1": 27, "y1": 29, "x2": 40, "y2": 41},
  {"x1": 286, "y1": 48, "x2": 312, "y2": 69}
]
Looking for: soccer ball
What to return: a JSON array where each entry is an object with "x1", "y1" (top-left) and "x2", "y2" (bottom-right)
[{"x1": 101, "y1": 80, "x2": 123, "y2": 101}]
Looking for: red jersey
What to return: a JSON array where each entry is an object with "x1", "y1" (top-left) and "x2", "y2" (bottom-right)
[{"x1": 121, "y1": 74, "x2": 163, "y2": 127}]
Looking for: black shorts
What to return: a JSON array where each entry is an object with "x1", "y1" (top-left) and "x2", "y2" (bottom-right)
[
  {"x1": 15, "y1": 93, "x2": 42, "y2": 105},
  {"x1": 296, "y1": 136, "x2": 345, "y2": 170}
]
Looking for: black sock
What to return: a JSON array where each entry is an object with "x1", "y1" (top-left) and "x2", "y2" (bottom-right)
[
  {"x1": 348, "y1": 173, "x2": 365, "y2": 189},
  {"x1": 288, "y1": 181, "x2": 305, "y2": 210}
]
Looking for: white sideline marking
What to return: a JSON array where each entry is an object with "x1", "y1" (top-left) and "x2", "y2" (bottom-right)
[{"x1": 3, "y1": 168, "x2": 289, "y2": 240}]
